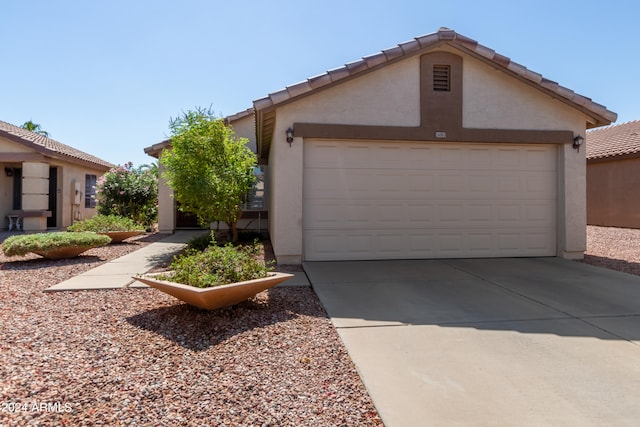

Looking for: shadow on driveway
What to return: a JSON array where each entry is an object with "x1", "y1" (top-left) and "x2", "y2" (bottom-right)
[{"x1": 304, "y1": 257, "x2": 640, "y2": 341}]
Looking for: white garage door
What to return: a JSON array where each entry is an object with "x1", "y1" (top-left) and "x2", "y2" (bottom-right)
[{"x1": 303, "y1": 139, "x2": 557, "y2": 261}]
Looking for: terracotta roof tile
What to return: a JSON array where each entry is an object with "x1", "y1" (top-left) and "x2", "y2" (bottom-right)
[
  {"x1": 308, "y1": 72, "x2": 333, "y2": 89},
  {"x1": 382, "y1": 45, "x2": 404, "y2": 61},
  {"x1": 415, "y1": 32, "x2": 440, "y2": 47},
  {"x1": 253, "y1": 28, "x2": 617, "y2": 127},
  {"x1": 327, "y1": 66, "x2": 351, "y2": 82},
  {"x1": 362, "y1": 52, "x2": 387, "y2": 68},
  {"x1": 224, "y1": 108, "x2": 254, "y2": 123},
  {"x1": 586, "y1": 120, "x2": 640, "y2": 160},
  {"x1": 399, "y1": 39, "x2": 421, "y2": 54},
  {"x1": 286, "y1": 81, "x2": 312, "y2": 98},
  {"x1": 0, "y1": 120, "x2": 112, "y2": 170},
  {"x1": 345, "y1": 58, "x2": 368, "y2": 74}
]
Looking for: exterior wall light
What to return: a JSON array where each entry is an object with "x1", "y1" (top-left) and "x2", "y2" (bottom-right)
[
  {"x1": 286, "y1": 127, "x2": 294, "y2": 147},
  {"x1": 573, "y1": 135, "x2": 584, "y2": 151},
  {"x1": 5, "y1": 167, "x2": 13, "y2": 177}
]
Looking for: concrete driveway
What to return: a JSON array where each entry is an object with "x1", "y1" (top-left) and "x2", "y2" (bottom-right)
[{"x1": 304, "y1": 257, "x2": 640, "y2": 427}]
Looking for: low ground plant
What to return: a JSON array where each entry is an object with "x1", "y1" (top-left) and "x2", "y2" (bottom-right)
[
  {"x1": 2, "y1": 232, "x2": 111, "y2": 257},
  {"x1": 162, "y1": 237, "x2": 272, "y2": 288},
  {"x1": 67, "y1": 214, "x2": 143, "y2": 233}
]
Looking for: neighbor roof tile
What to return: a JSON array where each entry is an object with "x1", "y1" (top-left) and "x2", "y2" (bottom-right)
[
  {"x1": 0, "y1": 120, "x2": 112, "y2": 170},
  {"x1": 587, "y1": 120, "x2": 640, "y2": 160}
]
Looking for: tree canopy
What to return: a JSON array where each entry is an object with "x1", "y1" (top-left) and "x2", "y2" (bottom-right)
[
  {"x1": 160, "y1": 108, "x2": 257, "y2": 242},
  {"x1": 21, "y1": 120, "x2": 49, "y2": 137}
]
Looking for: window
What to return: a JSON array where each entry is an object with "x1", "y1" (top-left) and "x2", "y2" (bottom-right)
[
  {"x1": 242, "y1": 166, "x2": 266, "y2": 211},
  {"x1": 433, "y1": 64, "x2": 451, "y2": 91},
  {"x1": 85, "y1": 174, "x2": 97, "y2": 208},
  {"x1": 12, "y1": 168, "x2": 22, "y2": 210}
]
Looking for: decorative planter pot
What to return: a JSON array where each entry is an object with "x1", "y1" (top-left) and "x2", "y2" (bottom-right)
[
  {"x1": 99, "y1": 230, "x2": 144, "y2": 243},
  {"x1": 132, "y1": 271, "x2": 294, "y2": 310},
  {"x1": 33, "y1": 246, "x2": 95, "y2": 259}
]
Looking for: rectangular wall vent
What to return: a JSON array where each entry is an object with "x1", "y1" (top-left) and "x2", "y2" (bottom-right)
[{"x1": 433, "y1": 65, "x2": 450, "y2": 91}]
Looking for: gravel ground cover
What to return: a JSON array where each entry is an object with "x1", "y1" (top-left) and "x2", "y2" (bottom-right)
[
  {"x1": 3, "y1": 225, "x2": 635, "y2": 426},
  {"x1": 0, "y1": 233, "x2": 382, "y2": 426},
  {"x1": 582, "y1": 225, "x2": 640, "y2": 276}
]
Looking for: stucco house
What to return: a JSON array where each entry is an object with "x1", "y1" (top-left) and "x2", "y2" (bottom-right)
[
  {"x1": 0, "y1": 120, "x2": 113, "y2": 231},
  {"x1": 149, "y1": 28, "x2": 616, "y2": 263},
  {"x1": 586, "y1": 120, "x2": 640, "y2": 228}
]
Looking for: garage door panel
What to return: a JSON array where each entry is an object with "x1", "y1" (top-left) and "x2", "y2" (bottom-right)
[
  {"x1": 306, "y1": 199, "x2": 552, "y2": 231},
  {"x1": 304, "y1": 140, "x2": 556, "y2": 260},
  {"x1": 305, "y1": 228, "x2": 555, "y2": 260}
]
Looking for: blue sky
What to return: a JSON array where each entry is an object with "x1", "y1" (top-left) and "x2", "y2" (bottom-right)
[{"x1": 1, "y1": 0, "x2": 638, "y2": 167}]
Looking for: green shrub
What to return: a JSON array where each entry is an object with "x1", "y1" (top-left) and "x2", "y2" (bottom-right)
[
  {"x1": 96, "y1": 162, "x2": 158, "y2": 228},
  {"x1": 67, "y1": 214, "x2": 143, "y2": 232},
  {"x1": 160, "y1": 240, "x2": 272, "y2": 288},
  {"x1": 2, "y1": 232, "x2": 111, "y2": 257},
  {"x1": 187, "y1": 232, "x2": 215, "y2": 252},
  {"x1": 187, "y1": 231, "x2": 266, "y2": 251}
]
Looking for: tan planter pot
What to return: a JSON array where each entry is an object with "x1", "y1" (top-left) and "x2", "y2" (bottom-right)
[
  {"x1": 33, "y1": 246, "x2": 94, "y2": 259},
  {"x1": 98, "y1": 231, "x2": 144, "y2": 243},
  {"x1": 132, "y1": 271, "x2": 294, "y2": 310}
]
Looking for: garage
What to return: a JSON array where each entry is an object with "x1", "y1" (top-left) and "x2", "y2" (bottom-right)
[
  {"x1": 303, "y1": 139, "x2": 557, "y2": 261},
  {"x1": 251, "y1": 29, "x2": 615, "y2": 264}
]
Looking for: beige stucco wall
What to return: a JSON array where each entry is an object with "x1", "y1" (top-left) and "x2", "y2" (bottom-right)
[
  {"x1": 156, "y1": 162, "x2": 175, "y2": 233},
  {"x1": 268, "y1": 46, "x2": 592, "y2": 263},
  {"x1": 231, "y1": 114, "x2": 257, "y2": 153},
  {"x1": 51, "y1": 160, "x2": 105, "y2": 228},
  {"x1": 0, "y1": 137, "x2": 33, "y2": 153},
  {"x1": 278, "y1": 57, "x2": 421, "y2": 127}
]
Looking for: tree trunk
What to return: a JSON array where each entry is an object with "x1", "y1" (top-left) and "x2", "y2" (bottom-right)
[{"x1": 226, "y1": 221, "x2": 238, "y2": 243}]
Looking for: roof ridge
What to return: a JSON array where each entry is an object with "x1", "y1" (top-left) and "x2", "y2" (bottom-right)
[{"x1": 253, "y1": 28, "x2": 616, "y2": 128}]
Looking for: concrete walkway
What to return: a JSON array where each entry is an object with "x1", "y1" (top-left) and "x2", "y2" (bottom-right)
[
  {"x1": 305, "y1": 257, "x2": 640, "y2": 427},
  {"x1": 44, "y1": 231, "x2": 309, "y2": 291},
  {"x1": 45, "y1": 231, "x2": 206, "y2": 291}
]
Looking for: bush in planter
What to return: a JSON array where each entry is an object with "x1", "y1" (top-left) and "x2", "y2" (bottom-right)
[
  {"x1": 1, "y1": 232, "x2": 111, "y2": 258},
  {"x1": 159, "y1": 239, "x2": 272, "y2": 288},
  {"x1": 186, "y1": 232, "x2": 215, "y2": 252},
  {"x1": 187, "y1": 230, "x2": 266, "y2": 252},
  {"x1": 67, "y1": 214, "x2": 142, "y2": 233}
]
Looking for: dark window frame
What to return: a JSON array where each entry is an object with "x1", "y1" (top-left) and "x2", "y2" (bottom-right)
[{"x1": 85, "y1": 174, "x2": 97, "y2": 208}]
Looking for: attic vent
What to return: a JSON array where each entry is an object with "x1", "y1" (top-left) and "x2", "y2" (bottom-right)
[{"x1": 433, "y1": 65, "x2": 450, "y2": 91}]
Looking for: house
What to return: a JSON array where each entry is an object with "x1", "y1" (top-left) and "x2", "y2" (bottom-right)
[
  {"x1": 0, "y1": 120, "x2": 113, "y2": 231},
  {"x1": 586, "y1": 120, "x2": 640, "y2": 228},
  {"x1": 148, "y1": 28, "x2": 616, "y2": 263}
]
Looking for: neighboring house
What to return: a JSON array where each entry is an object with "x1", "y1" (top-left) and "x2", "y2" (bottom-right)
[
  {"x1": 148, "y1": 28, "x2": 616, "y2": 263},
  {"x1": 586, "y1": 120, "x2": 640, "y2": 228},
  {"x1": 0, "y1": 120, "x2": 113, "y2": 231}
]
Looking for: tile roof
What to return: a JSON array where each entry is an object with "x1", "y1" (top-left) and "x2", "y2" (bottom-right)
[
  {"x1": 0, "y1": 120, "x2": 113, "y2": 170},
  {"x1": 586, "y1": 120, "x2": 640, "y2": 160},
  {"x1": 254, "y1": 28, "x2": 616, "y2": 128}
]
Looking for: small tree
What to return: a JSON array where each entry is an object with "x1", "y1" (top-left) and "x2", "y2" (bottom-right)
[
  {"x1": 96, "y1": 162, "x2": 158, "y2": 227},
  {"x1": 160, "y1": 108, "x2": 257, "y2": 242}
]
